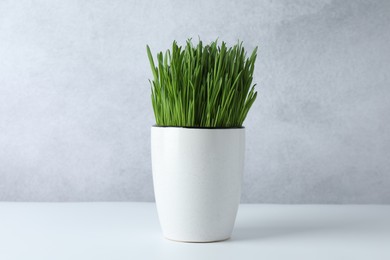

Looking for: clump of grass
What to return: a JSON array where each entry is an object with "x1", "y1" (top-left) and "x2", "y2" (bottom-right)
[{"x1": 147, "y1": 39, "x2": 258, "y2": 128}]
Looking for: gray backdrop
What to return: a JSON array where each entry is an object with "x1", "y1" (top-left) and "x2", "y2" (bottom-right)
[{"x1": 0, "y1": 0, "x2": 389, "y2": 203}]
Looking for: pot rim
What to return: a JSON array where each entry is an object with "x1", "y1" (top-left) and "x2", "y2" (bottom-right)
[{"x1": 151, "y1": 125, "x2": 245, "y2": 130}]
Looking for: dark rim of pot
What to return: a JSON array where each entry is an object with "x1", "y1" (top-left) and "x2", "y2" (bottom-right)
[{"x1": 152, "y1": 125, "x2": 245, "y2": 129}]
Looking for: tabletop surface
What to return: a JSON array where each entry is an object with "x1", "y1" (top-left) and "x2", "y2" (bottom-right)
[{"x1": 0, "y1": 202, "x2": 389, "y2": 260}]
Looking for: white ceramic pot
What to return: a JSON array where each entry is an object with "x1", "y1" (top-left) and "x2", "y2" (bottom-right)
[{"x1": 151, "y1": 126, "x2": 245, "y2": 242}]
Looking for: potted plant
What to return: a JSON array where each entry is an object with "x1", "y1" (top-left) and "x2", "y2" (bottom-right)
[{"x1": 147, "y1": 39, "x2": 258, "y2": 242}]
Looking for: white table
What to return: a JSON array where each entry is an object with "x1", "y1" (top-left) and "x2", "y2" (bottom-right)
[{"x1": 0, "y1": 203, "x2": 389, "y2": 260}]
